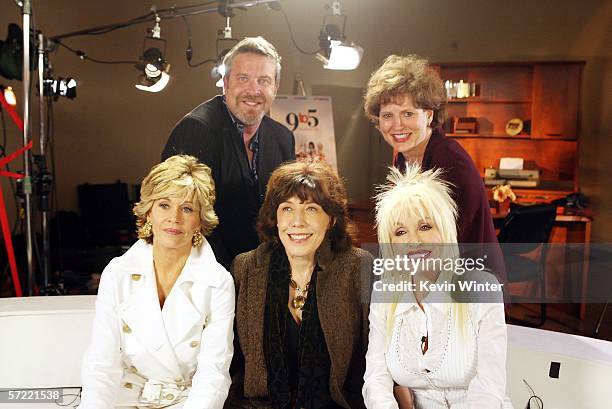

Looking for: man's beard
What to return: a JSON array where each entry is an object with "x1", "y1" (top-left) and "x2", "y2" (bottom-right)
[
  {"x1": 233, "y1": 94, "x2": 267, "y2": 126},
  {"x1": 234, "y1": 107, "x2": 265, "y2": 126}
]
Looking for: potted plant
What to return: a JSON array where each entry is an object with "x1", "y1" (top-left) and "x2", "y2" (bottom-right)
[{"x1": 492, "y1": 184, "x2": 516, "y2": 213}]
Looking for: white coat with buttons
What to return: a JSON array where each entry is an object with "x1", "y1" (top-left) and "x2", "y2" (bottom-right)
[{"x1": 79, "y1": 239, "x2": 235, "y2": 409}]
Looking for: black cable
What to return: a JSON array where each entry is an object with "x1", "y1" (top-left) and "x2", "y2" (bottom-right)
[
  {"x1": 522, "y1": 379, "x2": 543, "y2": 409},
  {"x1": 55, "y1": 388, "x2": 81, "y2": 407},
  {"x1": 181, "y1": 15, "x2": 217, "y2": 68},
  {"x1": 54, "y1": 40, "x2": 138, "y2": 65},
  {"x1": 51, "y1": 13, "x2": 153, "y2": 40},
  {"x1": 527, "y1": 395, "x2": 544, "y2": 409},
  {"x1": 278, "y1": 5, "x2": 319, "y2": 55},
  {"x1": 182, "y1": 15, "x2": 193, "y2": 63},
  {"x1": 189, "y1": 58, "x2": 217, "y2": 68},
  {"x1": 50, "y1": 1, "x2": 218, "y2": 41}
]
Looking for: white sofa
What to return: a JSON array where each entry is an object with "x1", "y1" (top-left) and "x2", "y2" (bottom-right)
[{"x1": 0, "y1": 296, "x2": 611, "y2": 408}]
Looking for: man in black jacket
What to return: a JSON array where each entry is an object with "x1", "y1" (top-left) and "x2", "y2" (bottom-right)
[{"x1": 162, "y1": 37, "x2": 295, "y2": 268}]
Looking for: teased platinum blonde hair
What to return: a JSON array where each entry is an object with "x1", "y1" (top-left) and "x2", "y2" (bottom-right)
[
  {"x1": 374, "y1": 165, "x2": 468, "y2": 344},
  {"x1": 375, "y1": 165, "x2": 458, "y2": 253}
]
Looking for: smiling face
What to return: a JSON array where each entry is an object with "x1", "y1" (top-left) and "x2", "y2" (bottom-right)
[
  {"x1": 148, "y1": 195, "x2": 201, "y2": 253},
  {"x1": 223, "y1": 52, "x2": 278, "y2": 126},
  {"x1": 390, "y1": 213, "x2": 443, "y2": 275},
  {"x1": 277, "y1": 196, "x2": 332, "y2": 261},
  {"x1": 377, "y1": 94, "x2": 433, "y2": 154}
]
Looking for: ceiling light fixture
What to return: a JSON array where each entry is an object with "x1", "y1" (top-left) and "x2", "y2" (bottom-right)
[
  {"x1": 134, "y1": 13, "x2": 171, "y2": 93},
  {"x1": 211, "y1": 16, "x2": 238, "y2": 89},
  {"x1": 315, "y1": 0, "x2": 363, "y2": 70}
]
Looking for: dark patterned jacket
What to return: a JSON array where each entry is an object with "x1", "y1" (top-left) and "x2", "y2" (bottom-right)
[{"x1": 231, "y1": 241, "x2": 373, "y2": 409}]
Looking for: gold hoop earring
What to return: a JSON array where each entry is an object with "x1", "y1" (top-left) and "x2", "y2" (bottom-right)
[
  {"x1": 192, "y1": 230, "x2": 204, "y2": 247},
  {"x1": 141, "y1": 221, "x2": 153, "y2": 238}
]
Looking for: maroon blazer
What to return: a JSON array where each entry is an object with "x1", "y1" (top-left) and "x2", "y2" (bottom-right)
[{"x1": 420, "y1": 127, "x2": 507, "y2": 283}]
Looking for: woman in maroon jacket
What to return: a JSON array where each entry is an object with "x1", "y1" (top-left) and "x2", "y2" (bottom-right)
[{"x1": 363, "y1": 54, "x2": 505, "y2": 284}]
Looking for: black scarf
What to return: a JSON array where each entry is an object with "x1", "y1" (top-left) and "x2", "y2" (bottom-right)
[{"x1": 264, "y1": 248, "x2": 333, "y2": 409}]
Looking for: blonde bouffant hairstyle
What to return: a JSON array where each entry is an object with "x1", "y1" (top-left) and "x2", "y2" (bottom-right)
[
  {"x1": 375, "y1": 166, "x2": 458, "y2": 252},
  {"x1": 133, "y1": 155, "x2": 219, "y2": 243},
  {"x1": 374, "y1": 165, "x2": 469, "y2": 344},
  {"x1": 364, "y1": 54, "x2": 447, "y2": 127}
]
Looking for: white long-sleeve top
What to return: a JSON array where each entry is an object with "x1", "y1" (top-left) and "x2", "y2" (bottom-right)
[
  {"x1": 79, "y1": 239, "x2": 235, "y2": 409},
  {"x1": 363, "y1": 273, "x2": 513, "y2": 409}
]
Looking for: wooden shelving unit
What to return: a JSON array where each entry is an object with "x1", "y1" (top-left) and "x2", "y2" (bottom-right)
[
  {"x1": 448, "y1": 98, "x2": 533, "y2": 104},
  {"x1": 432, "y1": 61, "x2": 584, "y2": 192}
]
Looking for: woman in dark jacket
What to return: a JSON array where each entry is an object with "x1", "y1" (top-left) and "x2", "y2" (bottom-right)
[
  {"x1": 230, "y1": 161, "x2": 372, "y2": 409},
  {"x1": 363, "y1": 54, "x2": 506, "y2": 285}
]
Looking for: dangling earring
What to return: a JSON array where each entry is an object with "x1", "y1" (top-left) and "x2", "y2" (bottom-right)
[
  {"x1": 192, "y1": 230, "x2": 204, "y2": 247},
  {"x1": 141, "y1": 221, "x2": 153, "y2": 238}
]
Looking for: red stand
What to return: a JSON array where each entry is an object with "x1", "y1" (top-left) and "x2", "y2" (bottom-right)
[{"x1": 0, "y1": 90, "x2": 32, "y2": 297}]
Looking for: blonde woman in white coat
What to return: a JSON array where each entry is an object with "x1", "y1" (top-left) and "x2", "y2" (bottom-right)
[
  {"x1": 363, "y1": 166, "x2": 512, "y2": 409},
  {"x1": 80, "y1": 155, "x2": 235, "y2": 409}
]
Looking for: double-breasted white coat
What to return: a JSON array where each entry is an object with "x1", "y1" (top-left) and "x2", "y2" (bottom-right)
[{"x1": 79, "y1": 239, "x2": 235, "y2": 409}]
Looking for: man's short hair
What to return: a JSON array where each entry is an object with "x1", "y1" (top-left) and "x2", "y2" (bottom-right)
[{"x1": 222, "y1": 36, "x2": 282, "y2": 85}]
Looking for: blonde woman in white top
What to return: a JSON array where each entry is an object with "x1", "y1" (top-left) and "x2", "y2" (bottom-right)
[
  {"x1": 80, "y1": 155, "x2": 234, "y2": 409},
  {"x1": 363, "y1": 166, "x2": 512, "y2": 409}
]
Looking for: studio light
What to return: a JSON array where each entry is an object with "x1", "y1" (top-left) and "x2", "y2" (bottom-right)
[
  {"x1": 46, "y1": 77, "x2": 77, "y2": 99},
  {"x1": 315, "y1": 1, "x2": 363, "y2": 71},
  {"x1": 211, "y1": 61, "x2": 225, "y2": 88},
  {"x1": 316, "y1": 25, "x2": 363, "y2": 70},
  {"x1": 211, "y1": 48, "x2": 232, "y2": 89},
  {"x1": 135, "y1": 45, "x2": 170, "y2": 93},
  {"x1": 1, "y1": 85, "x2": 17, "y2": 106},
  {"x1": 0, "y1": 23, "x2": 37, "y2": 81},
  {"x1": 134, "y1": 16, "x2": 170, "y2": 93},
  {"x1": 210, "y1": 17, "x2": 238, "y2": 89}
]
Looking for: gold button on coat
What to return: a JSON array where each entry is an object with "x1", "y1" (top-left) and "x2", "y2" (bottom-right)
[
  {"x1": 174, "y1": 377, "x2": 183, "y2": 383},
  {"x1": 122, "y1": 323, "x2": 132, "y2": 333},
  {"x1": 189, "y1": 340, "x2": 200, "y2": 348},
  {"x1": 131, "y1": 274, "x2": 141, "y2": 281},
  {"x1": 165, "y1": 394, "x2": 175, "y2": 400},
  {"x1": 123, "y1": 382, "x2": 133, "y2": 389}
]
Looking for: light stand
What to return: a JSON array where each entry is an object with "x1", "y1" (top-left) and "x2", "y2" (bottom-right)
[
  {"x1": 20, "y1": 0, "x2": 35, "y2": 296},
  {"x1": 12, "y1": 0, "x2": 280, "y2": 295},
  {"x1": 36, "y1": 32, "x2": 53, "y2": 292},
  {"x1": 13, "y1": 0, "x2": 57, "y2": 296}
]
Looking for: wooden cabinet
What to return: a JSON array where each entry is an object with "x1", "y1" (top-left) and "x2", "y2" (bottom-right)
[
  {"x1": 531, "y1": 63, "x2": 581, "y2": 139},
  {"x1": 432, "y1": 61, "x2": 584, "y2": 192}
]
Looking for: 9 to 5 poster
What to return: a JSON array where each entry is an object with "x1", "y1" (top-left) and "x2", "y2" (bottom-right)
[{"x1": 270, "y1": 95, "x2": 338, "y2": 171}]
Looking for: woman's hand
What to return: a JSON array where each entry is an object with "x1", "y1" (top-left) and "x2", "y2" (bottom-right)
[{"x1": 394, "y1": 385, "x2": 415, "y2": 409}]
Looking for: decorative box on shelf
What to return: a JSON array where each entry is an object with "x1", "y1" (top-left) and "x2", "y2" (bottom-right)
[{"x1": 451, "y1": 116, "x2": 478, "y2": 134}]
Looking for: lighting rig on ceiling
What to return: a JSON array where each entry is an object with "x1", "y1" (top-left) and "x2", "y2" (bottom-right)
[
  {"x1": 4, "y1": 0, "x2": 279, "y2": 296},
  {"x1": 315, "y1": 0, "x2": 363, "y2": 70},
  {"x1": 211, "y1": 14, "x2": 239, "y2": 88},
  {"x1": 276, "y1": 0, "x2": 364, "y2": 71},
  {"x1": 134, "y1": 10, "x2": 171, "y2": 93}
]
